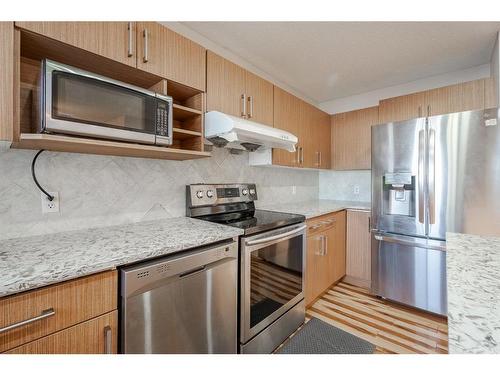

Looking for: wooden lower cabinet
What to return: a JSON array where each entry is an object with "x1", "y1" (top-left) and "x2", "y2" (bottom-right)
[
  {"x1": 345, "y1": 210, "x2": 372, "y2": 288},
  {"x1": 305, "y1": 210, "x2": 346, "y2": 306},
  {"x1": 0, "y1": 271, "x2": 117, "y2": 353},
  {"x1": 6, "y1": 311, "x2": 117, "y2": 354}
]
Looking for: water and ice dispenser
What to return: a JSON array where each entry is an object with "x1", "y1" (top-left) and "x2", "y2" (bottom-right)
[{"x1": 382, "y1": 172, "x2": 415, "y2": 217}]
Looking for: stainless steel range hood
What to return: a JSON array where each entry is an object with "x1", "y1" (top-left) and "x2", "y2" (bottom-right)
[{"x1": 204, "y1": 111, "x2": 297, "y2": 152}]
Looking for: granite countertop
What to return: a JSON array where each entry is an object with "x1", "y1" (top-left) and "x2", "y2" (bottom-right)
[
  {"x1": 0, "y1": 217, "x2": 243, "y2": 298},
  {"x1": 258, "y1": 199, "x2": 371, "y2": 219},
  {"x1": 446, "y1": 232, "x2": 500, "y2": 354}
]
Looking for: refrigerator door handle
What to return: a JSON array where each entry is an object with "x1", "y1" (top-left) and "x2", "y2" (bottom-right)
[
  {"x1": 418, "y1": 129, "x2": 425, "y2": 224},
  {"x1": 428, "y1": 128, "x2": 436, "y2": 224},
  {"x1": 373, "y1": 232, "x2": 446, "y2": 252}
]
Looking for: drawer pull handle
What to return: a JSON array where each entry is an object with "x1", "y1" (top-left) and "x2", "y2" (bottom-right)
[
  {"x1": 0, "y1": 308, "x2": 55, "y2": 334},
  {"x1": 104, "y1": 325, "x2": 112, "y2": 354}
]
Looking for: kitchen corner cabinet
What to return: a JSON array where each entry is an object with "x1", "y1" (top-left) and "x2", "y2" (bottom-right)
[
  {"x1": 272, "y1": 87, "x2": 331, "y2": 169},
  {"x1": 331, "y1": 106, "x2": 378, "y2": 170},
  {"x1": 206, "y1": 51, "x2": 273, "y2": 125},
  {"x1": 0, "y1": 271, "x2": 117, "y2": 354},
  {"x1": 345, "y1": 210, "x2": 372, "y2": 289},
  {"x1": 136, "y1": 22, "x2": 206, "y2": 91},
  {"x1": 305, "y1": 210, "x2": 346, "y2": 306},
  {"x1": 379, "y1": 79, "x2": 486, "y2": 123},
  {"x1": 15, "y1": 22, "x2": 137, "y2": 68}
]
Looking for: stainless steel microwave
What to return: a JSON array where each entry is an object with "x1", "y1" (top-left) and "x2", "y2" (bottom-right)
[{"x1": 39, "y1": 59, "x2": 173, "y2": 146}]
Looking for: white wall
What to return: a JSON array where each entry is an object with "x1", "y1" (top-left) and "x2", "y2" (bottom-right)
[
  {"x1": 319, "y1": 64, "x2": 491, "y2": 114},
  {"x1": 319, "y1": 170, "x2": 371, "y2": 202},
  {"x1": 0, "y1": 148, "x2": 319, "y2": 241},
  {"x1": 491, "y1": 32, "x2": 499, "y2": 107}
]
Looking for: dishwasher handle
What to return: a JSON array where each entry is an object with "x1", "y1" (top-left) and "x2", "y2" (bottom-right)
[{"x1": 179, "y1": 265, "x2": 206, "y2": 278}]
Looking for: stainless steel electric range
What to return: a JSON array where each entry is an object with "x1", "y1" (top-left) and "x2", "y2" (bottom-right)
[{"x1": 186, "y1": 183, "x2": 306, "y2": 354}]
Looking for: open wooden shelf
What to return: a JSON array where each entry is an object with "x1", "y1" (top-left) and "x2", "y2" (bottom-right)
[
  {"x1": 12, "y1": 133, "x2": 211, "y2": 160},
  {"x1": 173, "y1": 127, "x2": 203, "y2": 141},
  {"x1": 173, "y1": 103, "x2": 202, "y2": 121}
]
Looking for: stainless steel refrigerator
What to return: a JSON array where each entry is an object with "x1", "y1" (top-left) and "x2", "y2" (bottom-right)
[{"x1": 371, "y1": 107, "x2": 500, "y2": 316}]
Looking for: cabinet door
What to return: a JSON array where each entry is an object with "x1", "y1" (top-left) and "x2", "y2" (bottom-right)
[
  {"x1": 5, "y1": 311, "x2": 117, "y2": 354},
  {"x1": 346, "y1": 210, "x2": 372, "y2": 288},
  {"x1": 0, "y1": 22, "x2": 14, "y2": 142},
  {"x1": 484, "y1": 77, "x2": 498, "y2": 109},
  {"x1": 329, "y1": 210, "x2": 347, "y2": 282},
  {"x1": 15, "y1": 22, "x2": 136, "y2": 67},
  {"x1": 425, "y1": 79, "x2": 484, "y2": 116},
  {"x1": 300, "y1": 101, "x2": 316, "y2": 168},
  {"x1": 331, "y1": 106, "x2": 378, "y2": 170},
  {"x1": 272, "y1": 87, "x2": 301, "y2": 167},
  {"x1": 245, "y1": 70, "x2": 274, "y2": 126},
  {"x1": 136, "y1": 22, "x2": 206, "y2": 91},
  {"x1": 378, "y1": 91, "x2": 426, "y2": 123},
  {"x1": 206, "y1": 51, "x2": 246, "y2": 117},
  {"x1": 305, "y1": 232, "x2": 330, "y2": 306},
  {"x1": 318, "y1": 111, "x2": 332, "y2": 169}
]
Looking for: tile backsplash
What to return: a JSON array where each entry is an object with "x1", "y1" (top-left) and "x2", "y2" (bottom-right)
[
  {"x1": 0, "y1": 147, "x2": 319, "y2": 240},
  {"x1": 319, "y1": 170, "x2": 371, "y2": 202}
]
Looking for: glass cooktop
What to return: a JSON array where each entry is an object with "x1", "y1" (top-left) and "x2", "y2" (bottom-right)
[{"x1": 199, "y1": 209, "x2": 305, "y2": 236}]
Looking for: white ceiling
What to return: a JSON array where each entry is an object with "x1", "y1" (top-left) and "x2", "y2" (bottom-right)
[{"x1": 182, "y1": 22, "x2": 500, "y2": 103}]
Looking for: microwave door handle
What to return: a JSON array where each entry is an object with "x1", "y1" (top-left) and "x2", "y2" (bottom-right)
[
  {"x1": 245, "y1": 225, "x2": 306, "y2": 246},
  {"x1": 418, "y1": 129, "x2": 425, "y2": 224},
  {"x1": 428, "y1": 128, "x2": 436, "y2": 224}
]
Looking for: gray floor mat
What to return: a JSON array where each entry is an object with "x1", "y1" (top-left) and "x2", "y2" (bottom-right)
[{"x1": 276, "y1": 317, "x2": 375, "y2": 354}]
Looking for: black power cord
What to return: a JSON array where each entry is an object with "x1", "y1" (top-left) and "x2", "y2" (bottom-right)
[{"x1": 31, "y1": 149, "x2": 54, "y2": 201}]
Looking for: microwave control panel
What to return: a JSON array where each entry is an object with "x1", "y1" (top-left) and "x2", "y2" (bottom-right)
[{"x1": 156, "y1": 101, "x2": 170, "y2": 137}]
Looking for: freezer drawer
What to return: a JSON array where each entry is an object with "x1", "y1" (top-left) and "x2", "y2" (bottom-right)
[{"x1": 371, "y1": 233, "x2": 447, "y2": 316}]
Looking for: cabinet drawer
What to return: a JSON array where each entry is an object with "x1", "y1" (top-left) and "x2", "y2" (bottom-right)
[
  {"x1": 307, "y1": 211, "x2": 341, "y2": 235},
  {"x1": 5, "y1": 311, "x2": 117, "y2": 354},
  {"x1": 0, "y1": 271, "x2": 117, "y2": 352}
]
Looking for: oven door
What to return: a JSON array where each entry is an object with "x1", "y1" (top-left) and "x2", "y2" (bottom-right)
[{"x1": 240, "y1": 223, "x2": 306, "y2": 344}]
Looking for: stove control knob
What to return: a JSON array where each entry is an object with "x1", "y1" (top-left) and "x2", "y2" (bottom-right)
[
  {"x1": 249, "y1": 188, "x2": 256, "y2": 195},
  {"x1": 206, "y1": 190, "x2": 214, "y2": 198},
  {"x1": 242, "y1": 188, "x2": 249, "y2": 196},
  {"x1": 196, "y1": 190, "x2": 204, "y2": 199}
]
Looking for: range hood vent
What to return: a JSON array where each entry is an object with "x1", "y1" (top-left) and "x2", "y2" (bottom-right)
[{"x1": 204, "y1": 111, "x2": 297, "y2": 152}]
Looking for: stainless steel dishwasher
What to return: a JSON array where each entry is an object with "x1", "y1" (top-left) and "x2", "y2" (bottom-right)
[{"x1": 120, "y1": 240, "x2": 238, "y2": 354}]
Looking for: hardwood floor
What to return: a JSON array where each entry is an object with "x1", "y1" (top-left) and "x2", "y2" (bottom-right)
[{"x1": 306, "y1": 282, "x2": 448, "y2": 354}]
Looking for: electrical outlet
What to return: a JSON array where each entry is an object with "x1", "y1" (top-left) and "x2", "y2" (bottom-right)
[
  {"x1": 41, "y1": 192, "x2": 60, "y2": 213},
  {"x1": 292, "y1": 186, "x2": 296, "y2": 195},
  {"x1": 353, "y1": 185, "x2": 360, "y2": 195}
]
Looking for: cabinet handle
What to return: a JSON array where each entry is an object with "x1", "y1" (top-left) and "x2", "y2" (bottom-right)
[
  {"x1": 0, "y1": 308, "x2": 55, "y2": 334},
  {"x1": 300, "y1": 147, "x2": 304, "y2": 164},
  {"x1": 427, "y1": 105, "x2": 431, "y2": 117},
  {"x1": 295, "y1": 146, "x2": 300, "y2": 164},
  {"x1": 418, "y1": 106, "x2": 422, "y2": 118},
  {"x1": 241, "y1": 94, "x2": 247, "y2": 117},
  {"x1": 127, "y1": 22, "x2": 133, "y2": 57},
  {"x1": 143, "y1": 29, "x2": 149, "y2": 63},
  {"x1": 319, "y1": 151, "x2": 322, "y2": 167},
  {"x1": 247, "y1": 96, "x2": 254, "y2": 118},
  {"x1": 104, "y1": 325, "x2": 112, "y2": 354},
  {"x1": 323, "y1": 234, "x2": 328, "y2": 256}
]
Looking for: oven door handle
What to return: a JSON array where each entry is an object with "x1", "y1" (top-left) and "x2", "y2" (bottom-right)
[{"x1": 245, "y1": 225, "x2": 306, "y2": 246}]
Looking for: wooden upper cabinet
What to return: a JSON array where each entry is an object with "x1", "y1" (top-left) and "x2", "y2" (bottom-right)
[
  {"x1": 484, "y1": 77, "x2": 498, "y2": 109},
  {"x1": 206, "y1": 51, "x2": 246, "y2": 117},
  {"x1": 15, "y1": 22, "x2": 137, "y2": 67},
  {"x1": 300, "y1": 103, "x2": 330, "y2": 169},
  {"x1": 425, "y1": 79, "x2": 484, "y2": 116},
  {"x1": 136, "y1": 22, "x2": 206, "y2": 91},
  {"x1": 379, "y1": 79, "x2": 487, "y2": 124},
  {"x1": 331, "y1": 106, "x2": 378, "y2": 170},
  {"x1": 318, "y1": 111, "x2": 332, "y2": 170},
  {"x1": 245, "y1": 70, "x2": 274, "y2": 126},
  {"x1": 206, "y1": 51, "x2": 273, "y2": 125},
  {"x1": 0, "y1": 22, "x2": 14, "y2": 142},
  {"x1": 378, "y1": 91, "x2": 426, "y2": 124},
  {"x1": 272, "y1": 86, "x2": 301, "y2": 167}
]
